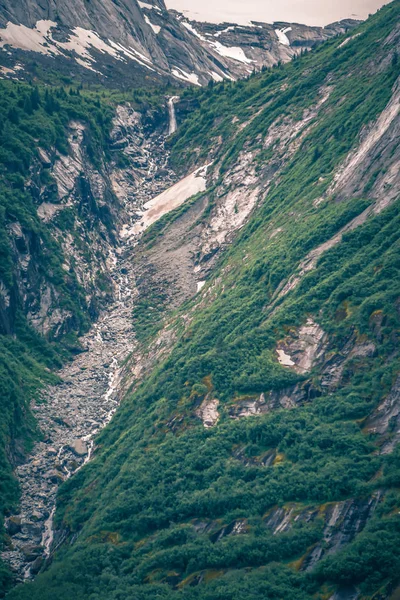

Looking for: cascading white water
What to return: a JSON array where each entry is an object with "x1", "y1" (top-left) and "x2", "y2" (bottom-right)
[
  {"x1": 168, "y1": 96, "x2": 180, "y2": 135},
  {"x1": 3, "y1": 100, "x2": 182, "y2": 581}
]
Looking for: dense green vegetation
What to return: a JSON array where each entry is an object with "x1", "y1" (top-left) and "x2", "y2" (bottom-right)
[
  {"x1": 0, "y1": 78, "x2": 179, "y2": 595},
  {"x1": 0, "y1": 79, "x2": 117, "y2": 595},
  {"x1": 6, "y1": 2, "x2": 400, "y2": 599}
]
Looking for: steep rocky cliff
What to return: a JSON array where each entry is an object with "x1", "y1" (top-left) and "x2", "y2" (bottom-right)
[
  {"x1": 0, "y1": 81, "x2": 185, "y2": 593},
  {"x1": 0, "y1": 0, "x2": 357, "y2": 87}
]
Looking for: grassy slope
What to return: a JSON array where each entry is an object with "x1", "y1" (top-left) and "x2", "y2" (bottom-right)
[{"x1": 7, "y1": 3, "x2": 400, "y2": 599}]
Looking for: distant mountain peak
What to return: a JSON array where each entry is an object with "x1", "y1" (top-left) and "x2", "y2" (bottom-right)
[{"x1": 0, "y1": 0, "x2": 358, "y2": 87}]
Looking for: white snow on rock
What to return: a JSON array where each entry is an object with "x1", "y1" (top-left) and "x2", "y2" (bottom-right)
[
  {"x1": 181, "y1": 19, "x2": 253, "y2": 65},
  {"x1": 277, "y1": 349, "x2": 295, "y2": 367},
  {"x1": 338, "y1": 33, "x2": 362, "y2": 48},
  {"x1": 172, "y1": 66, "x2": 201, "y2": 85},
  {"x1": 275, "y1": 27, "x2": 292, "y2": 46},
  {"x1": 211, "y1": 40, "x2": 253, "y2": 64},
  {"x1": 210, "y1": 71, "x2": 224, "y2": 82},
  {"x1": 59, "y1": 27, "x2": 121, "y2": 61},
  {"x1": 197, "y1": 281, "x2": 206, "y2": 292},
  {"x1": 0, "y1": 20, "x2": 156, "y2": 73},
  {"x1": 214, "y1": 26, "x2": 236, "y2": 38},
  {"x1": 144, "y1": 15, "x2": 161, "y2": 34},
  {"x1": 108, "y1": 40, "x2": 155, "y2": 70},
  {"x1": 138, "y1": 1, "x2": 162, "y2": 11},
  {"x1": 276, "y1": 319, "x2": 327, "y2": 374},
  {"x1": 122, "y1": 164, "x2": 210, "y2": 237},
  {"x1": 181, "y1": 21, "x2": 207, "y2": 41},
  {"x1": 0, "y1": 20, "x2": 58, "y2": 55}
]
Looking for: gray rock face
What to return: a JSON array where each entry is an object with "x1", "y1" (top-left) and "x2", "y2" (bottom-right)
[
  {"x1": 0, "y1": 99, "x2": 182, "y2": 580},
  {"x1": 366, "y1": 375, "x2": 400, "y2": 453},
  {"x1": 0, "y1": 0, "x2": 359, "y2": 87},
  {"x1": 20, "y1": 544, "x2": 43, "y2": 562},
  {"x1": 262, "y1": 493, "x2": 381, "y2": 574},
  {"x1": 302, "y1": 494, "x2": 382, "y2": 571},
  {"x1": 67, "y1": 440, "x2": 88, "y2": 457}
]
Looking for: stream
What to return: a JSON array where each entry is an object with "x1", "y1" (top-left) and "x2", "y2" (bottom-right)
[
  {"x1": 168, "y1": 96, "x2": 179, "y2": 135},
  {"x1": 1, "y1": 97, "x2": 180, "y2": 582},
  {"x1": 2, "y1": 255, "x2": 137, "y2": 579}
]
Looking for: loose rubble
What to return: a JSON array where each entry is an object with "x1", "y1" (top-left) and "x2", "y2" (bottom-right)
[
  {"x1": 1, "y1": 99, "x2": 190, "y2": 582},
  {"x1": 2, "y1": 256, "x2": 136, "y2": 579}
]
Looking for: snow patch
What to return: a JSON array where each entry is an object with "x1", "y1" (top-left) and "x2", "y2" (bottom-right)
[
  {"x1": 338, "y1": 33, "x2": 361, "y2": 48},
  {"x1": 172, "y1": 66, "x2": 201, "y2": 86},
  {"x1": 108, "y1": 40, "x2": 155, "y2": 70},
  {"x1": 214, "y1": 26, "x2": 236, "y2": 38},
  {"x1": 181, "y1": 21, "x2": 207, "y2": 41},
  {"x1": 59, "y1": 28, "x2": 121, "y2": 61},
  {"x1": 210, "y1": 71, "x2": 224, "y2": 82},
  {"x1": 181, "y1": 19, "x2": 252, "y2": 65},
  {"x1": 144, "y1": 15, "x2": 161, "y2": 35},
  {"x1": 275, "y1": 27, "x2": 292, "y2": 46},
  {"x1": 0, "y1": 20, "x2": 58, "y2": 55},
  {"x1": 0, "y1": 20, "x2": 156, "y2": 73},
  {"x1": 276, "y1": 320, "x2": 327, "y2": 374},
  {"x1": 197, "y1": 281, "x2": 206, "y2": 292},
  {"x1": 277, "y1": 349, "x2": 295, "y2": 367},
  {"x1": 138, "y1": 1, "x2": 162, "y2": 11},
  {"x1": 122, "y1": 164, "x2": 210, "y2": 237},
  {"x1": 211, "y1": 40, "x2": 253, "y2": 64}
]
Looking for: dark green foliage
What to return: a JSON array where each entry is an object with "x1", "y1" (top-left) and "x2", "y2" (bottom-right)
[
  {"x1": 0, "y1": 77, "x2": 181, "y2": 596},
  {"x1": 5, "y1": 2, "x2": 400, "y2": 600}
]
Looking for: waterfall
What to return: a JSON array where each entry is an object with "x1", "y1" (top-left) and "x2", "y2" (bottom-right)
[{"x1": 168, "y1": 96, "x2": 179, "y2": 135}]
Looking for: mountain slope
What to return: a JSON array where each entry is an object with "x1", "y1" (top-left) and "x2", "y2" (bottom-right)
[
  {"x1": 5, "y1": 3, "x2": 400, "y2": 600},
  {"x1": 0, "y1": 0, "x2": 356, "y2": 87},
  {"x1": 0, "y1": 78, "x2": 182, "y2": 593}
]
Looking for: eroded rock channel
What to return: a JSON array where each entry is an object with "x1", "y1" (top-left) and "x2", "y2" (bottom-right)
[
  {"x1": 1, "y1": 98, "x2": 189, "y2": 582},
  {"x1": 2, "y1": 258, "x2": 137, "y2": 579}
]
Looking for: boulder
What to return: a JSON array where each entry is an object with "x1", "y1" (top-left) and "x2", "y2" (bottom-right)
[
  {"x1": 67, "y1": 439, "x2": 88, "y2": 457},
  {"x1": 30, "y1": 555, "x2": 45, "y2": 574},
  {"x1": 53, "y1": 416, "x2": 72, "y2": 428},
  {"x1": 31, "y1": 511, "x2": 44, "y2": 522},
  {"x1": 6, "y1": 516, "x2": 22, "y2": 536},
  {"x1": 21, "y1": 521, "x2": 43, "y2": 540},
  {"x1": 21, "y1": 544, "x2": 43, "y2": 562},
  {"x1": 43, "y1": 469, "x2": 65, "y2": 483}
]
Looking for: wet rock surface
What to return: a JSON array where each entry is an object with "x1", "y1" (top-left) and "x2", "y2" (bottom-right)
[
  {"x1": 1, "y1": 260, "x2": 137, "y2": 579},
  {"x1": 261, "y1": 493, "x2": 381, "y2": 573},
  {"x1": 329, "y1": 587, "x2": 359, "y2": 600},
  {"x1": 1, "y1": 100, "x2": 183, "y2": 582},
  {"x1": 302, "y1": 493, "x2": 382, "y2": 571}
]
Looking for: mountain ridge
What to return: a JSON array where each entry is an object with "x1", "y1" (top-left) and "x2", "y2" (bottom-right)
[{"x1": 0, "y1": 0, "x2": 358, "y2": 87}]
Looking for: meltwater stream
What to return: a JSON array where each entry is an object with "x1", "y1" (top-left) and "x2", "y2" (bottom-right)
[
  {"x1": 2, "y1": 97, "x2": 184, "y2": 582},
  {"x1": 168, "y1": 96, "x2": 180, "y2": 135},
  {"x1": 2, "y1": 257, "x2": 137, "y2": 580}
]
